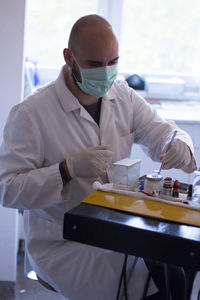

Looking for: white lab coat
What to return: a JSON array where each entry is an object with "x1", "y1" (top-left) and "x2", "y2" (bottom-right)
[{"x1": 0, "y1": 66, "x2": 195, "y2": 299}]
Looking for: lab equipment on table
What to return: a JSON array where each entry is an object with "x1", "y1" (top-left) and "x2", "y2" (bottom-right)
[
  {"x1": 126, "y1": 74, "x2": 145, "y2": 90},
  {"x1": 192, "y1": 170, "x2": 200, "y2": 203},
  {"x1": 144, "y1": 171, "x2": 163, "y2": 197},
  {"x1": 187, "y1": 184, "x2": 193, "y2": 201},
  {"x1": 145, "y1": 76, "x2": 185, "y2": 96},
  {"x1": 112, "y1": 158, "x2": 141, "y2": 190},
  {"x1": 172, "y1": 180, "x2": 179, "y2": 197},
  {"x1": 163, "y1": 177, "x2": 173, "y2": 196},
  {"x1": 111, "y1": 157, "x2": 200, "y2": 208}
]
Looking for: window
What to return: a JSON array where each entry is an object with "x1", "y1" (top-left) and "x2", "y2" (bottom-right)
[
  {"x1": 25, "y1": 0, "x2": 97, "y2": 68},
  {"x1": 119, "y1": 0, "x2": 200, "y2": 75},
  {"x1": 25, "y1": 0, "x2": 200, "y2": 96}
]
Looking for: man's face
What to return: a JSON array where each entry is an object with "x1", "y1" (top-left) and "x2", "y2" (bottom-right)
[{"x1": 71, "y1": 29, "x2": 119, "y2": 82}]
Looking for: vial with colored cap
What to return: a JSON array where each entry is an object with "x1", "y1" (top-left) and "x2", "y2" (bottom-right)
[
  {"x1": 172, "y1": 180, "x2": 179, "y2": 198},
  {"x1": 163, "y1": 177, "x2": 173, "y2": 196}
]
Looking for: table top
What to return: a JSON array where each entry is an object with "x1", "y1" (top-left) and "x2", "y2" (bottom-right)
[{"x1": 63, "y1": 203, "x2": 200, "y2": 270}]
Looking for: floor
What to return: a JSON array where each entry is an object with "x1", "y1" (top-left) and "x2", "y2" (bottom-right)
[
  {"x1": 1, "y1": 250, "x2": 67, "y2": 300},
  {"x1": 1, "y1": 248, "x2": 200, "y2": 300}
]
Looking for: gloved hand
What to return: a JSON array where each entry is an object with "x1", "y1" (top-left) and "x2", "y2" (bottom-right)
[
  {"x1": 159, "y1": 139, "x2": 196, "y2": 173},
  {"x1": 66, "y1": 145, "x2": 113, "y2": 179}
]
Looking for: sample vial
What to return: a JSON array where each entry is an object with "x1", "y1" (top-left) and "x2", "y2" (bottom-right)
[
  {"x1": 192, "y1": 170, "x2": 200, "y2": 203},
  {"x1": 144, "y1": 172, "x2": 163, "y2": 197},
  {"x1": 172, "y1": 180, "x2": 179, "y2": 198},
  {"x1": 163, "y1": 177, "x2": 173, "y2": 196},
  {"x1": 187, "y1": 184, "x2": 193, "y2": 201}
]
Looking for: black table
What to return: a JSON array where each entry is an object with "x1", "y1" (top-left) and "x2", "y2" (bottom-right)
[{"x1": 63, "y1": 202, "x2": 200, "y2": 270}]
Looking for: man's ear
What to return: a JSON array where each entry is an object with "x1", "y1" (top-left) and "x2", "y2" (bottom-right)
[{"x1": 63, "y1": 48, "x2": 73, "y2": 67}]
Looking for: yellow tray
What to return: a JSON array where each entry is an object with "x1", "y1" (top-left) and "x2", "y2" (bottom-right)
[{"x1": 83, "y1": 191, "x2": 200, "y2": 227}]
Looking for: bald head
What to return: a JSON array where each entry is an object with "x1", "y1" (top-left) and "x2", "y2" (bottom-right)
[
  {"x1": 63, "y1": 15, "x2": 119, "y2": 102},
  {"x1": 63, "y1": 14, "x2": 119, "y2": 87},
  {"x1": 68, "y1": 14, "x2": 118, "y2": 56}
]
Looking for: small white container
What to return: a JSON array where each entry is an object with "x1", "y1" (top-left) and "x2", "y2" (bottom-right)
[{"x1": 113, "y1": 158, "x2": 141, "y2": 190}]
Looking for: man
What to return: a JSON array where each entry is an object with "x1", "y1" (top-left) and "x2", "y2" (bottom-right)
[{"x1": 0, "y1": 14, "x2": 196, "y2": 300}]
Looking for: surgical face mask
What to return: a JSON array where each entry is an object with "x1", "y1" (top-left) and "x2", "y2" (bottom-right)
[{"x1": 73, "y1": 62, "x2": 118, "y2": 98}]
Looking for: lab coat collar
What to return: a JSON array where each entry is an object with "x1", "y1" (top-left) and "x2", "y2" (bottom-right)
[
  {"x1": 55, "y1": 66, "x2": 81, "y2": 113},
  {"x1": 55, "y1": 66, "x2": 116, "y2": 113},
  {"x1": 102, "y1": 84, "x2": 116, "y2": 103}
]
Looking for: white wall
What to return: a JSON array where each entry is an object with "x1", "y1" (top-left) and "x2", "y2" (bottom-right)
[
  {"x1": 0, "y1": 0, "x2": 26, "y2": 281},
  {"x1": 0, "y1": 0, "x2": 25, "y2": 141}
]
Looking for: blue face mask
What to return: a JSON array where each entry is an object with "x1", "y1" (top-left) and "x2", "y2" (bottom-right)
[{"x1": 75, "y1": 64, "x2": 118, "y2": 98}]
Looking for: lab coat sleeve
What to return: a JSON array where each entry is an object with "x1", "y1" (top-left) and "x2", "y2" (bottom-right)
[
  {"x1": 129, "y1": 87, "x2": 196, "y2": 164},
  {"x1": 0, "y1": 104, "x2": 63, "y2": 210}
]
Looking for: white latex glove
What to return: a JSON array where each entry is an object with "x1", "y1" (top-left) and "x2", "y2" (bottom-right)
[
  {"x1": 159, "y1": 139, "x2": 196, "y2": 173},
  {"x1": 66, "y1": 145, "x2": 113, "y2": 179}
]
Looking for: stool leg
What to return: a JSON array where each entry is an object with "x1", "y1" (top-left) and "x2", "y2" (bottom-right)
[
  {"x1": 37, "y1": 275, "x2": 57, "y2": 293},
  {"x1": 184, "y1": 269, "x2": 197, "y2": 300},
  {"x1": 144, "y1": 260, "x2": 187, "y2": 300},
  {"x1": 164, "y1": 264, "x2": 171, "y2": 300}
]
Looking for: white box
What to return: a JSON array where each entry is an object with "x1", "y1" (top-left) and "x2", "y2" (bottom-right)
[
  {"x1": 113, "y1": 158, "x2": 141, "y2": 190},
  {"x1": 145, "y1": 77, "x2": 185, "y2": 96}
]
